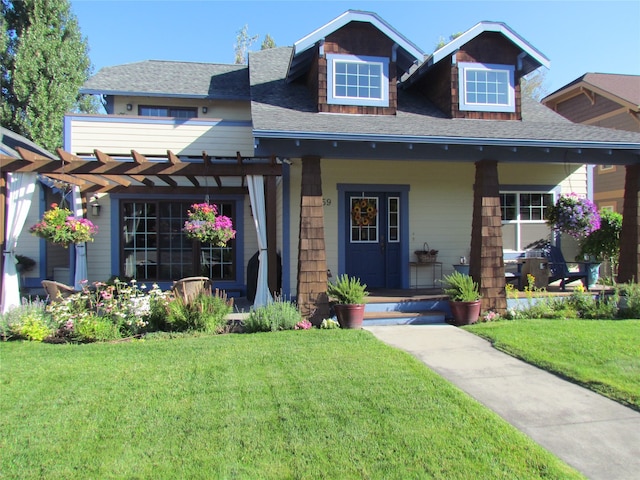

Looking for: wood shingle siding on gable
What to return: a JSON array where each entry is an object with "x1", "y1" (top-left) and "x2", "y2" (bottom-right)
[
  {"x1": 453, "y1": 33, "x2": 522, "y2": 120},
  {"x1": 317, "y1": 22, "x2": 397, "y2": 115}
]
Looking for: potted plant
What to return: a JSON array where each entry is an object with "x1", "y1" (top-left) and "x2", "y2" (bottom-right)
[
  {"x1": 441, "y1": 271, "x2": 481, "y2": 326},
  {"x1": 546, "y1": 193, "x2": 601, "y2": 240},
  {"x1": 578, "y1": 209, "x2": 623, "y2": 286},
  {"x1": 30, "y1": 203, "x2": 98, "y2": 248},
  {"x1": 183, "y1": 202, "x2": 236, "y2": 247},
  {"x1": 326, "y1": 274, "x2": 369, "y2": 329}
]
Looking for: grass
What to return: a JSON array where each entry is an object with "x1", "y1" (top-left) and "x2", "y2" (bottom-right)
[
  {"x1": 0, "y1": 330, "x2": 583, "y2": 479},
  {"x1": 465, "y1": 319, "x2": 640, "y2": 410}
]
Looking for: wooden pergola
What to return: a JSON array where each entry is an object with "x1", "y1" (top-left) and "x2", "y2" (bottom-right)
[{"x1": 0, "y1": 147, "x2": 283, "y2": 294}]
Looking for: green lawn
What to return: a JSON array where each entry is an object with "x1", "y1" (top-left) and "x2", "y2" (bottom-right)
[
  {"x1": 465, "y1": 319, "x2": 640, "y2": 410},
  {"x1": 1, "y1": 330, "x2": 582, "y2": 479}
]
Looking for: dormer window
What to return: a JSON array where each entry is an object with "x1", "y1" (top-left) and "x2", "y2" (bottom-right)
[
  {"x1": 327, "y1": 54, "x2": 389, "y2": 107},
  {"x1": 458, "y1": 62, "x2": 515, "y2": 113}
]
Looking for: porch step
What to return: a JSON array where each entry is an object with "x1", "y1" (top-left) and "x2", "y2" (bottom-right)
[
  {"x1": 361, "y1": 293, "x2": 450, "y2": 326},
  {"x1": 363, "y1": 310, "x2": 446, "y2": 326}
]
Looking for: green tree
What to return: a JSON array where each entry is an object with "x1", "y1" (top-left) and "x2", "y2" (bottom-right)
[
  {"x1": 234, "y1": 24, "x2": 258, "y2": 65},
  {"x1": 434, "y1": 32, "x2": 462, "y2": 51},
  {"x1": 521, "y1": 69, "x2": 549, "y2": 101},
  {"x1": 260, "y1": 33, "x2": 276, "y2": 50},
  {"x1": 1, "y1": 0, "x2": 96, "y2": 151}
]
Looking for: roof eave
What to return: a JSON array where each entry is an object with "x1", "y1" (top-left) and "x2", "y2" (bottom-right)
[
  {"x1": 401, "y1": 21, "x2": 550, "y2": 88},
  {"x1": 286, "y1": 10, "x2": 424, "y2": 82},
  {"x1": 253, "y1": 129, "x2": 640, "y2": 151},
  {"x1": 80, "y1": 89, "x2": 250, "y2": 101}
]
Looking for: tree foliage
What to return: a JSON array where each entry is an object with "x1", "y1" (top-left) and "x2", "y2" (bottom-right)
[
  {"x1": 260, "y1": 33, "x2": 276, "y2": 50},
  {"x1": 521, "y1": 69, "x2": 549, "y2": 101},
  {"x1": 234, "y1": 24, "x2": 258, "y2": 65},
  {"x1": 1, "y1": 0, "x2": 96, "y2": 151}
]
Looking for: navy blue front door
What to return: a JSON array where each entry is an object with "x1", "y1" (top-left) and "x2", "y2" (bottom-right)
[{"x1": 345, "y1": 192, "x2": 401, "y2": 289}]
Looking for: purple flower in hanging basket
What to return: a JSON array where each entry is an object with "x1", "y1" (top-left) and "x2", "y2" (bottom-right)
[
  {"x1": 546, "y1": 194, "x2": 601, "y2": 239},
  {"x1": 182, "y1": 202, "x2": 236, "y2": 246}
]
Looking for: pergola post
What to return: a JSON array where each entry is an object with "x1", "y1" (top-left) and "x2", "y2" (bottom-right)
[
  {"x1": 296, "y1": 156, "x2": 330, "y2": 324},
  {"x1": 617, "y1": 163, "x2": 640, "y2": 284},
  {"x1": 469, "y1": 160, "x2": 506, "y2": 314},
  {"x1": 265, "y1": 175, "x2": 278, "y2": 294}
]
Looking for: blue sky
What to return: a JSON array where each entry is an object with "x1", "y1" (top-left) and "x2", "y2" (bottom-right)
[{"x1": 71, "y1": 0, "x2": 640, "y2": 95}]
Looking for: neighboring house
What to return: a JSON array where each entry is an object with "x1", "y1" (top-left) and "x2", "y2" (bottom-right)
[
  {"x1": 3, "y1": 10, "x2": 640, "y2": 317},
  {"x1": 542, "y1": 73, "x2": 640, "y2": 212}
]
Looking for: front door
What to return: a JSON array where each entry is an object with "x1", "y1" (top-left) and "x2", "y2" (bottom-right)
[{"x1": 345, "y1": 192, "x2": 401, "y2": 289}]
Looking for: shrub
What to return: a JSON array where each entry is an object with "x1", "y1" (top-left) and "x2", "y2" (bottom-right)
[
  {"x1": 166, "y1": 292, "x2": 232, "y2": 333},
  {"x1": 244, "y1": 298, "x2": 302, "y2": 333},
  {"x1": 74, "y1": 314, "x2": 122, "y2": 342},
  {"x1": 0, "y1": 299, "x2": 54, "y2": 341},
  {"x1": 618, "y1": 282, "x2": 640, "y2": 319},
  {"x1": 320, "y1": 318, "x2": 340, "y2": 329}
]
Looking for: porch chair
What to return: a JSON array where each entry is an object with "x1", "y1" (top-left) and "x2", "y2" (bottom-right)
[
  {"x1": 41, "y1": 280, "x2": 78, "y2": 303},
  {"x1": 171, "y1": 276, "x2": 212, "y2": 304},
  {"x1": 547, "y1": 245, "x2": 589, "y2": 291}
]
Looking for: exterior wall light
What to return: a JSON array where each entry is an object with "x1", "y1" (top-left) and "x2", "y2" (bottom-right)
[{"x1": 126, "y1": 104, "x2": 133, "y2": 111}]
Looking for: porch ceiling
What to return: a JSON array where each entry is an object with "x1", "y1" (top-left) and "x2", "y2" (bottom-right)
[{"x1": 0, "y1": 147, "x2": 283, "y2": 194}]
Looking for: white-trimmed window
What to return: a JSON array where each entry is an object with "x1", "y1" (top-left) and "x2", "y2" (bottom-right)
[
  {"x1": 459, "y1": 62, "x2": 515, "y2": 113},
  {"x1": 327, "y1": 54, "x2": 389, "y2": 107},
  {"x1": 501, "y1": 192, "x2": 553, "y2": 251}
]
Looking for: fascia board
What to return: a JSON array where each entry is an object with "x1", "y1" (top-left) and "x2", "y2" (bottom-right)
[
  {"x1": 79, "y1": 89, "x2": 250, "y2": 101},
  {"x1": 431, "y1": 22, "x2": 550, "y2": 69},
  {"x1": 292, "y1": 10, "x2": 424, "y2": 61},
  {"x1": 543, "y1": 81, "x2": 639, "y2": 111},
  {"x1": 253, "y1": 129, "x2": 640, "y2": 151}
]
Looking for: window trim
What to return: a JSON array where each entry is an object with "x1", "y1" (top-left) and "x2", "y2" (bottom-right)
[
  {"x1": 327, "y1": 53, "x2": 389, "y2": 107},
  {"x1": 458, "y1": 62, "x2": 515, "y2": 113}
]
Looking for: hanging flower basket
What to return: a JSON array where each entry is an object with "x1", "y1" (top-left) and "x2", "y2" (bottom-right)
[
  {"x1": 183, "y1": 202, "x2": 236, "y2": 247},
  {"x1": 546, "y1": 194, "x2": 601, "y2": 240},
  {"x1": 30, "y1": 203, "x2": 98, "y2": 248}
]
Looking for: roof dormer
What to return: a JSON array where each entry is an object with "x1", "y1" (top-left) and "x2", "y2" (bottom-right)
[
  {"x1": 286, "y1": 10, "x2": 424, "y2": 115},
  {"x1": 401, "y1": 21, "x2": 550, "y2": 120}
]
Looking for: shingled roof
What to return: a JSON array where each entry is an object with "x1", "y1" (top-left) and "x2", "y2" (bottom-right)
[
  {"x1": 81, "y1": 60, "x2": 250, "y2": 100},
  {"x1": 544, "y1": 73, "x2": 640, "y2": 109},
  {"x1": 249, "y1": 47, "x2": 640, "y2": 148}
]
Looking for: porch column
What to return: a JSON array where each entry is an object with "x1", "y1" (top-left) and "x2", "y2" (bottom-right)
[
  {"x1": 0, "y1": 173, "x2": 5, "y2": 297},
  {"x1": 469, "y1": 160, "x2": 506, "y2": 314},
  {"x1": 617, "y1": 163, "x2": 640, "y2": 283},
  {"x1": 296, "y1": 156, "x2": 330, "y2": 324}
]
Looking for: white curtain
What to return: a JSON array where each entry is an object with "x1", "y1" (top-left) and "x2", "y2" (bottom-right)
[
  {"x1": 247, "y1": 175, "x2": 272, "y2": 307},
  {"x1": 1, "y1": 173, "x2": 37, "y2": 313},
  {"x1": 72, "y1": 186, "x2": 88, "y2": 290}
]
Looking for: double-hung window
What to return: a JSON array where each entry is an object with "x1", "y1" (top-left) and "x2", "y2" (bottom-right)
[
  {"x1": 501, "y1": 192, "x2": 553, "y2": 251},
  {"x1": 327, "y1": 54, "x2": 389, "y2": 107},
  {"x1": 459, "y1": 62, "x2": 515, "y2": 113}
]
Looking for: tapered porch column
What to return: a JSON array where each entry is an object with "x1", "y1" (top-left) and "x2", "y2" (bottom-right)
[
  {"x1": 469, "y1": 160, "x2": 506, "y2": 314},
  {"x1": 296, "y1": 156, "x2": 330, "y2": 323},
  {"x1": 617, "y1": 164, "x2": 640, "y2": 283}
]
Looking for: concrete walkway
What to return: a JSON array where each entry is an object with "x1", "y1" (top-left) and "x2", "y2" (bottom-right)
[{"x1": 365, "y1": 324, "x2": 640, "y2": 480}]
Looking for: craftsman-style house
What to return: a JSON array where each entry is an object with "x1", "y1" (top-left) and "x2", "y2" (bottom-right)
[{"x1": 3, "y1": 10, "x2": 640, "y2": 318}]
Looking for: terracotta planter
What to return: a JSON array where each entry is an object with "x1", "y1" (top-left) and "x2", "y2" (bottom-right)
[
  {"x1": 333, "y1": 304, "x2": 365, "y2": 329},
  {"x1": 449, "y1": 300, "x2": 481, "y2": 326}
]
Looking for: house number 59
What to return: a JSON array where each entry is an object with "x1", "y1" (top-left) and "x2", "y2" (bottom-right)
[{"x1": 323, "y1": 198, "x2": 331, "y2": 206}]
